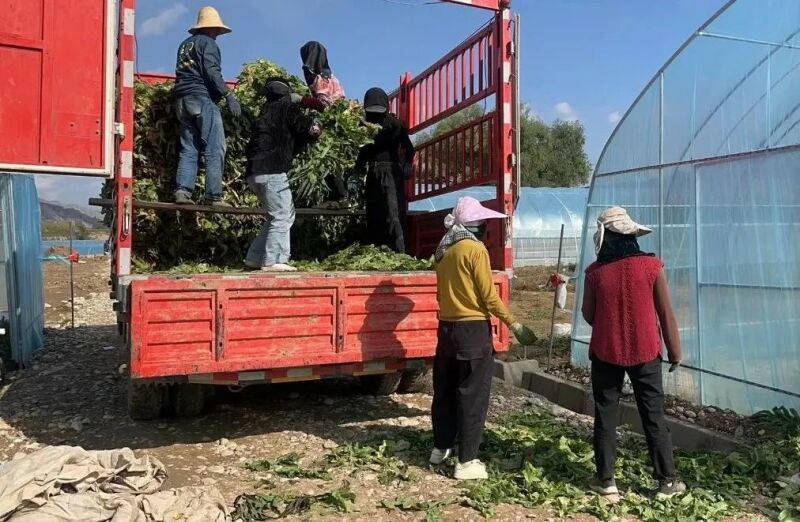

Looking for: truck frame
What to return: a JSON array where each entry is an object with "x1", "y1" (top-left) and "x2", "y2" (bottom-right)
[{"x1": 0, "y1": 0, "x2": 520, "y2": 418}]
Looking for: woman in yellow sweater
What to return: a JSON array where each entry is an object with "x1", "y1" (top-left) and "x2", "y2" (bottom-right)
[{"x1": 431, "y1": 197, "x2": 537, "y2": 480}]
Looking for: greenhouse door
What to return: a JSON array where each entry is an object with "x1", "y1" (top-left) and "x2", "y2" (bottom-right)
[{"x1": 0, "y1": 0, "x2": 117, "y2": 176}]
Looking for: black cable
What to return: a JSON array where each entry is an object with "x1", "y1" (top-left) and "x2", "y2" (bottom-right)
[{"x1": 664, "y1": 361, "x2": 800, "y2": 399}]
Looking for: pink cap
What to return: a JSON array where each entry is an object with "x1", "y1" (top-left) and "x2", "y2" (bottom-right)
[{"x1": 452, "y1": 197, "x2": 507, "y2": 225}]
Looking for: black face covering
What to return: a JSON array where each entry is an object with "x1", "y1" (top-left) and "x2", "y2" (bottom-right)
[
  {"x1": 300, "y1": 41, "x2": 332, "y2": 86},
  {"x1": 597, "y1": 230, "x2": 652, "y2": 264},
  {"x1": 466, "y1": 223, "x2": 487, "y2": 238},
  {"x1": 265, "y1": 78, "x2": 291, "y2": 102}
]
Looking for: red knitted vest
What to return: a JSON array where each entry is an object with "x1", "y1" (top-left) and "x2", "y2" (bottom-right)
[{"x1": 585, "y1": 255, "x2": 664, "y2": 366}]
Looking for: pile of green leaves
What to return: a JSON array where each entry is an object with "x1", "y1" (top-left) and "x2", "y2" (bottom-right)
[
  {"x1": 232, "y1": 483, "x2": 355, "y2": 520},
  {"x1": 105, "y1": 59, "x2": 378, "y2": 270},
  {"x1": 462, "y1": 410, "x2": 800, "y2": 521},
  {"x1": 245, "y1": 453, "x2": 332, "y2": 480},
  {"x1": 381, "y1": 496, "x2": 449, "y2": 522},
  {"x1": 294, "y1": 244, "x2": 433, "y2": 272},
  {"x1": 327, "y1": 439, "x2": 416, "y2": 485}
]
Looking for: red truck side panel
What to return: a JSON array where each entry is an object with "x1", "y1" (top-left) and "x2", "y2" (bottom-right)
[
  {"x1": 0, "y1": 0, "x2": 112, "y2": 174},
  {"x1": 130, "y1": 272, "x2": 510, "y2": 379}
]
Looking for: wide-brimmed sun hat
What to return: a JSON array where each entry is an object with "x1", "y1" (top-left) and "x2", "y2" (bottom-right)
[
  {"x1": 447, "y1": 197, "x2": 507, "y2": 228},
  {"x1": 189, "y1": 6, "x2": 231, "y2": 35},
  {"x1": 593, "y1": 206, "x2": 652, "y2": 254}
]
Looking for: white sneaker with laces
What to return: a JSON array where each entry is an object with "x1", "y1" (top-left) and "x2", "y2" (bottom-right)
[
  {"x1": 454, "y1": 459, "x2": 488, "y2": 480},
  {"x1": 429, "y1": 448, "x2": 453, "y2": 465},
  {"x1": 262, "y1": 263, "x2": 297, "y2": 272}
]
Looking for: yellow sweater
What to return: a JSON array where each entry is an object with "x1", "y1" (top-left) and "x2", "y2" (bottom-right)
[{"x1": 435, "y1": 239, "x2": 516, "y2": 325}]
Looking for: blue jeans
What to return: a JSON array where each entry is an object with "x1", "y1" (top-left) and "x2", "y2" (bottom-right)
[
  {"x1": 246, "y1": 173, "x2": 296, "y2": 266},
  {"x1": 175, "y1": 95, "x2": 226, "y2": 200}
]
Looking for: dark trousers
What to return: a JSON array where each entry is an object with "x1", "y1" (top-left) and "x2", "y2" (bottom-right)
[
  {"x1": 591, "y1": 356, "x2": 676, "y2": 481},
  {"x1": 365, "y1": 162, "x2": 405, "y2": 253},
  {"x1": 432, "y1": 320, "x2": 494, "y2": 462}
]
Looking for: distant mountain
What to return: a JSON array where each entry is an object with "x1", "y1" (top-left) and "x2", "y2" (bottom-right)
[{"x1": 39, "y1": 200, "x2": 104, "y2": 228}]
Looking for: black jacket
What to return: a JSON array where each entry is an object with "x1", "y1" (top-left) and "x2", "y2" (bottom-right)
[
  {"x1": 356, "y1": 114, "x2": 415, "y2": 168},
  {"x1": 246, "y1": 99, "x2": 316, "y2": 176},
  {"x1": 174, "y1": 35, "x2": 229, "y2": 103}
]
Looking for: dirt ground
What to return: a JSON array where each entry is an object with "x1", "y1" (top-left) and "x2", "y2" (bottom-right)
[{"x1": 0, "y1": 257, "x2": 588, "y2": 520}]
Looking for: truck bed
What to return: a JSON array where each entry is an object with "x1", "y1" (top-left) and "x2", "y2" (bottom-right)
[{"x1": 121, "y1": 271, "x2": 510, "y2": 381}]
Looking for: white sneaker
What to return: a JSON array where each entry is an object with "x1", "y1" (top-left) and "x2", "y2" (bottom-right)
[
  {"x1": 429, "y1": 447, "x2": 453, "y2": 465},
  {"x1": 454, "y1": 459, "x2": 488, "y2": 480},
  {"x1": 261, "y1": 263, "x2": 297, "y2": 272}
]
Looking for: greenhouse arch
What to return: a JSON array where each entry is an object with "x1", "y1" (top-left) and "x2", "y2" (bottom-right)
[{"x1": 571, "y1": 0, "x2": 800, "y2": 414}]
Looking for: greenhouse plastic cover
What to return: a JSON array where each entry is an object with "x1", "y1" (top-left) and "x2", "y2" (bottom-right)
[
  {"x1": 410, "y1": 187, "x2": 588, "y2": 266},
  {"x1": 572, "y1": 0, "x2": 800, "y2": 414},
  {"x1": 0, "y1": 174, "x2": 44, "y2": 366}
]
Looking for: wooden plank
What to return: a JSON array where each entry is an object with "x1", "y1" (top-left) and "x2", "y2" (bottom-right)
[{"x1": 88, "y1": 198, "x2": 365, "y2": 217}]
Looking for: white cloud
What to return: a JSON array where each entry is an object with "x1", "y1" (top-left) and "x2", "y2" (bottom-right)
[
  {"x1": 35, "y1": 175, "x2": 104, "y2": 209},
  {"x1": 608, "y1": 111, "x2": 622, "y2": 124},
  {"x1": 140, "y1": 4, "x2": 189, "y2": 37},
  {"x1": 553, "y1": 102, "x2": 578, "y2": 122}
]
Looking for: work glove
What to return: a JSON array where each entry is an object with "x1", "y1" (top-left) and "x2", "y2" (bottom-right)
[
  {"x1": 290, "y1": 93, "x2": 303, "y2": 104},
  {"x1": 226, "y1": 93, "x2": 242, "y2": 118},
  {"x1": 310, "y1": 119, "x2": 322, "y2": 137},
  {"x1": 510, "y1": 322, "x2": 537, "y2": 345}
]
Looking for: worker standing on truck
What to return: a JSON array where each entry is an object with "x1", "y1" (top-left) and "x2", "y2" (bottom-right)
[
  {"x1": 296, "y1": 41, "x2": 349, "y2": 209},
  {"x1": 244, "y1": 78, "x2": 322, "y2": 272},
  {"x1": 581, "y1": 207, "x2": 686, "y2": 500},
  {"x1": 356, "y1": 88, "x2": 414, "y2": 253},
  {"x1": 430, "y1": 197, "x2": 537, "y2": 480},
  {"x1": 173, "y1": 6, "x2": 241, "y2": 207}
]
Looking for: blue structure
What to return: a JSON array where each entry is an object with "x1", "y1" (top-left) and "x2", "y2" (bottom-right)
[
  {"x1": 410, "y1": 187, "x2": 588, "y2": 267},
  {"x1": 571, "y1": 0, "x2": 800, "y2": 414},
  {"x1": 0, "y1": 174, "x2": 44, "y2": 367}
]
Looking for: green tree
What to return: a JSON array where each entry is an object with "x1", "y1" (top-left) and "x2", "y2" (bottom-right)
[{"x1": 413, "y1": 104, "x2": 592, "y2": 188}]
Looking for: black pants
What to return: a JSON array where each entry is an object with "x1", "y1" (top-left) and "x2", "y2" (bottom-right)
[
  {"x1": 591, "y1": 356, "x2": 676, "y2": 481},
  {"x1": 432, "y1": 320, "x2": 494, "y2": 462},
  {"x1": 365, "y1": 162, "x2": 405, "y2": 253}
]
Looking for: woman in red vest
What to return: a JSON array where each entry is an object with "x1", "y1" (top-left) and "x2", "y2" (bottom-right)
[{"x1": 581, "y1": 207, "x2": 686, "y2": 500}]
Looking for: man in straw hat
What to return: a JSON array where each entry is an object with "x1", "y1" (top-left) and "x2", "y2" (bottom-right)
[
  {"x1": 582, "y1": 207, "x2": 686, "y2": 500},
  {"x1": 430, "y1": 197, "x2": 537, "y2": 480},
  {"x1": 173, "y1": 6, "x2": 241, "y2": 207}
]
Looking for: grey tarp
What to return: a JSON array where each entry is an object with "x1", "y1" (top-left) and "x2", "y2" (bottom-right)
[{"x1": 0, "y1": 446, "x2": 229, "y2": 522}]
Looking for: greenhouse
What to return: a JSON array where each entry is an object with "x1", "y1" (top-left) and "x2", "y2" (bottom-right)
[
  {"x1": 410, "y1": 186, "x2": 588, "y2": 267},
  {"x1": 571, "y1": 0, "x2": 800, "y2": 414}
]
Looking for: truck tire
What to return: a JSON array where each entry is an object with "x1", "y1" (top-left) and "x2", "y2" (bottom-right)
[
  {"x1": 172, "y1": 384, "x2": 209, "y2": 417},
  {"x1": 128, "y1": 381, "x2": 164, "y2": 420},
  {"x1": 360, "y1": 372, "x2": 402, "y2": 395},
  {"x1": 397, "y1": 369, "x2": 430, "y2": 394}
]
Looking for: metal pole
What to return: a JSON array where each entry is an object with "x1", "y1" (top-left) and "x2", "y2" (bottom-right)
[
  {"x1": 547, "y1": 224, "x2": 566, "y2": 369},
  {"x1": 69, "y1": 221, "x2": 75, "y2": 329}
]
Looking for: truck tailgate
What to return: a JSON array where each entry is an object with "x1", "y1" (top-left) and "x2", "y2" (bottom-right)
[{"x1": 128, "y1": 272, "x2": 510, "y2": 379}]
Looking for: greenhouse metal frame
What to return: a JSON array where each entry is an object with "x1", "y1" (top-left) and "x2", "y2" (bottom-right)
[{"x1": 571, "y1": 0, "x2": 800, "y2": 414}]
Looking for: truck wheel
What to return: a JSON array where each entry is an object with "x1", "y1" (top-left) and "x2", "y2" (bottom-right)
[
  {"x1": 397, "y1": 369, "x2": 430, "y2": 394},
  {"x1": 128, "y1": 381, "x2": 164, "y2": 420},
  {"x1": 172, "y1": 384, "x2": 209, "y2": 417},
  {"x1": 360, "y1": 372, "x2": 402, "y2": 395}
]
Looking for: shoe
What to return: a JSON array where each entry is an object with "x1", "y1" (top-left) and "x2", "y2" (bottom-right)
[
  {"x1": 656, "y1": 479, "x2": 687, "y2": 498},
  {"x1": 454, "y1": 459, "x2": 488, "y2": 480},
  {"x1": 429, "y1": 447, "x2": 453, "y2": 465},
  {"x1": 174, "y1": 192, "x2": 193, "y2": 205},
  {"x1": 589, "y1": 477, "x2": 619, "y2": 496},
  {"x1": 261, "y1": 263, "x2": 298, "y2": 272},
  {"x1": 204, "y1": 198, "x2": 232, "y2": 208},
  {"x1": 243, "y1": 259, "x2": 261, "y2": 270}
]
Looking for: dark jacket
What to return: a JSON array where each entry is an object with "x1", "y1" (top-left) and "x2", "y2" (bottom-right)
[
  {"x1": 246, "y1": 99, "x2": 317, "y2": 176},
  {"x1": 174, "y1": 34, "x2": 229, "y2": 103},
  {"x1": 356, "y1": 114, "x2": 415, "y2": 168}
]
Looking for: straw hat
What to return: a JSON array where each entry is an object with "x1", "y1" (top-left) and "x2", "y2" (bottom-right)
[
  {"x1": 189, "y1": 6, "x2": 231, "y2": 35},
  {"x1": 593, "y1": 206, "x2": 652, "y2": 254}
]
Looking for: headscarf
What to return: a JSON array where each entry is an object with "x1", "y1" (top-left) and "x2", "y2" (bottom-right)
[
  {"x1": 434, "y1": 197, "x2": 506, "y2": 261},
  {"x1": 265, "y1": 77, "x2": 291, "y2": 102},
  {"x1": 593, "y1": 207, "x2": 654, "y2": 264},
  {"x1": 300, "y1": 41, "x2": 332, "y2": 86}
]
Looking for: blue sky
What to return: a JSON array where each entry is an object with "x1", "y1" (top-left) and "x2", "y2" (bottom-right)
[{"x1": 39, "y1": 0, "x2": 725, "y2": 208}]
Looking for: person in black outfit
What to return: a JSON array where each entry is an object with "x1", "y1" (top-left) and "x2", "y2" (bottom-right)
[
  {"x1": 356, "y1": 88, "x2": 415, "y2": 253},
  {"x1": 243, "y1": 78, "x2": 321, "y2": 272}
]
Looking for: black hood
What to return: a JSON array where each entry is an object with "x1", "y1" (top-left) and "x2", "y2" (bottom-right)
[
  {"x1": 300, "y1": 41, "x2": 332, "y2": 86},
  {"x1": 265, "y1": 77, "x2": 291, "y2": 102},
  {"x1": 364, "y1": 87, "x2": 389, "y2": 114}
]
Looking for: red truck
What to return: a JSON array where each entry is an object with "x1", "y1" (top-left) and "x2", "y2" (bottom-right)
[{"x1": 0, "y1": 0, "x2": 521, "y2": 418}]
